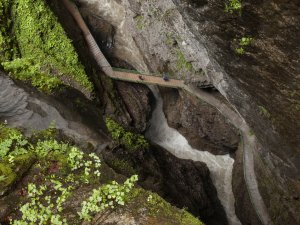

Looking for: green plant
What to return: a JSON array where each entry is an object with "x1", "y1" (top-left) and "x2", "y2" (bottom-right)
[
  {"x1": 234, "y1": 37, "x2": 253, "y2": 55},
  {"x1": 11, "y1": 181, "x2": 71, "y2": 225},
  {"x1": 105, "y1": 117, "x2": 149, "y2": 151},
  {"x1": 78, "y1": 175, "x2": 138, "y2": 221},
  {"x1": 0, "y1": 124, "x2": 140, "y2": 224},
  {"x1": 225, "y1": 0, "x2": 242, "y2": 14},
  {"x1": 0, "y1": 124, "x2": 28, "y2": 159},
  {"x1": 0, "y1": 175, "x2": 7, "y2": 182},
  {"x1": 107, "y1": 159, "x2": 137, "y2": 176},
  {"x1": 1, "y1": 0, "x2": 93, "y2": 94},
  {"x1": 176, "y1": 49, "x2": 193, "y2": 71}
]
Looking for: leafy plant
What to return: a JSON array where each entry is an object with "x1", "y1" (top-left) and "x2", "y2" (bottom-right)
[
  {"x1": 11, "y1": 181, "x2": 71, "y2": 225},
  {"x1": 0, "y1": 124, "x2": 139, "y2": 224},
  {"x1": 225, "y1": 0, "x2": 242, "y2": 14},
  {"x1": 78, "y1": 175, "x2": 138, "y2": 221},
  {"x1": 234, "y1": 37, "x2": 253, "y2": 55}
]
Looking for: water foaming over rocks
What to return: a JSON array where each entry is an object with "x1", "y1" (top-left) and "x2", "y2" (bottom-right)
[{"x1": 146, "y1": 86, "x2": 241, "y2": 225}]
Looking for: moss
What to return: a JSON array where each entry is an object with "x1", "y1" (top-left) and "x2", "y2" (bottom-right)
[
  {"x1": 106, "y1": 158, "x2": 137, "y2": 177},
  {"x1": 0, "y1": 0, "x2": 93, "y2": 93},
  {"x1": 105, "y1": 117, "x2": 149, "y2": 152},
  {"x1": 258, "y1": 105, "x2": 271, "y2": 118},
  {"x1": 0, "y1": 124, "x2": 22, "y2": 140},
  {"x1": 225, "y1": 0, "x2": 242, "y2": 14},
  {"x1": 0, "y1": 163, "x2": 17, "y2": 194},
  {"x1": 176, "y1": 49, "x2": 194, "y2": 72},
  {"x1": 127, "y1": 188, "x2": 204, "y2": 225},
  {"x1": 0, "y1": 0, "x2": 16, "y2": 62},
  {"x1": 12, "y1": 153, "x2": 36, "y2": 169},
  {"x1": 30, "y1": 125, "x2": 58, "y2": 142},
  {"x1": 134, "y1": 15, "x2": 145, "y2": 30}
]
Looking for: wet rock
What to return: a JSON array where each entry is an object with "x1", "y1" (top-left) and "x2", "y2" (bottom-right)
[
  {"x1": 74, "y1": 0, "x2": 300, "y2": 223},
  {"x1": 0, "y1": 72, "x2": 107, "y2": 147},
  {"x1": 160, "y1": 87, "x2": 239, "y2": 155},
  {"x1": 232, "y1": 145, "x2": 261, "y2": 225},
  {"x1": 102, "y1": 143, "x2": 228, "y2": 225},
  {"x1": 49, "y1": 0, "x2": 154, "y2": 133},
  {"x1": 114, "y1": 81, "x2": 153, "y2": 132}
]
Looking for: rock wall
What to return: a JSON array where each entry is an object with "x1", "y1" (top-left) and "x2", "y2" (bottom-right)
[
  {"x1": 159, "y1": 87, "x2": 239, "y2": 155},
  {"x1": 74, "y1": 0, "x2": 300, "y2": 223},
  {"x1": 48, "y1": 0, "x2": 153, "y2": 133},
  {"x1": 102, "y1": 143, "x2": 228, "y2": 225}
]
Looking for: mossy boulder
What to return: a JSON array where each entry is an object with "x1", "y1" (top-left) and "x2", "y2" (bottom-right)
[
  {"x1": 0, "y1": 153, "x2": 35, "y2": 196},
  {"x1": 0, "y1": 163, "x2": 17, "y2": 196}
]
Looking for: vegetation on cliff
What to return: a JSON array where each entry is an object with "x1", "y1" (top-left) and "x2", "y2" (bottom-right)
[
  {"x1": 0, "y1": 124, "x2": 204, "y2": 224},
  {"x1": 0, "y1": 124, "x2": 138, "y2": 224},
  {"x1": 105, "y1": 117, "x2": 149, "y2": 151},
  {"x1": 0, "y1": 0, "x2": 93, "y2": 94}
]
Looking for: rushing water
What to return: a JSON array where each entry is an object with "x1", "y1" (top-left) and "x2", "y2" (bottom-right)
[{"x1": 145, "y1": 86, "x2": 241, "y2": 225}]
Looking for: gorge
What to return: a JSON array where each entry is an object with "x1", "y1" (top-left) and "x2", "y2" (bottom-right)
[{"x1": 0, "y1": 0, "x2": 299, "y2": 225}]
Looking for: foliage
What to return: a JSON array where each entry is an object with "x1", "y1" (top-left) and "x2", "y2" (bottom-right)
[
  {"x1": 176, "y1": 49, "x2": 193, "y2": 71},
  {"x1": 105, "y1": 117, "x2": 149, "y2": 151},
  {"x1": 225, "y1": 0, "x2": 242, "y2": 14},
  {"x1": 11, "y1": 181, "x2": 71, "y2": 225},
  {"x1": 128, "y1": 189, "x2": 205, "y2": 225},
  {"x1": 0, "y1": 0, "x2": 17, "y2": 63},
  {"x1": 2, "y1": 58, "x2": 61, "y2": 92},
  {"x1": 106, "y1": 158, "x2": 137, "y2": 176},
  {"x1": 0, "y1": 124, "x2": 139, "y2": 223},
  {"x1": 0, "y1": 124, "x2": 28, "y2": 159},
  {"x1": 78, "y1": 175, "x2": 138, "y2": 221},
  {"x1": 235, "y1": 37, "x2": 253, "y2": 55},
  {"x1": 0, "y1": 124, "x2": 101, "y2": 184},
  {"x1": 0, "y1": 0, "x2": 93, "y2": 93}
]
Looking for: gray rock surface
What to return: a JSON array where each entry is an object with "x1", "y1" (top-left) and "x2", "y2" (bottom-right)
[{"x1": 0, "y1": 72, "x2": 107, "y2": 147}]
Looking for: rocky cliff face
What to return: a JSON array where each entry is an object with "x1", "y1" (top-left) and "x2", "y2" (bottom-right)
[
  {"x1": 74, "y1": 0, "x2": 300, "y2": 223},
  {"x1": 48, "y1": 0, "x2": 154, "y2": 133},
  {"x1": 159, "y1": 87, "x2": 239, "y2": 155},
  {"x1": 102, "y1": 143, "x2": 227, "y2": 225}
]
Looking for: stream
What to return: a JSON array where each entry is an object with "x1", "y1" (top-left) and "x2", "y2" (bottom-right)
[{"x1": 145, "y1": 86, "x2": 241, "y2": 225}]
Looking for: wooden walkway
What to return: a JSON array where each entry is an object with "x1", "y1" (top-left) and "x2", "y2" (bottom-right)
[{"x1": 112, "y1": 70, "x2": 184, "y2": 88}]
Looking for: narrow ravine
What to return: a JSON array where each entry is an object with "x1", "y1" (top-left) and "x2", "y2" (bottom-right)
[{"x1": 145, "y1": 86, "x2": 241, "y2": 225}]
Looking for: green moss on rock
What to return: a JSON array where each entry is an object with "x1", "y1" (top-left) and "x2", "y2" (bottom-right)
[
  {"x1": 0, "y1": 0, "x2": 93, "y2": 94},
  {"x1": 105, "y1": 117, "x2": 149, "y2": 152},
  {"x1": 106, "y1": 158, "x2": 137, "y2": 177},
  {"x1": 127, "y1": 188, "x2": 204, "y2": 225},
  {"x1": 0, "y1": 163, "x2": 17, "y2": 195}
]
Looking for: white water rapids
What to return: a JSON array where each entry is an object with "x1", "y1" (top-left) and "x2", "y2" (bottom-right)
[{"x1": 145, "y1": 86, "x2": 241, "y2": 225}]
